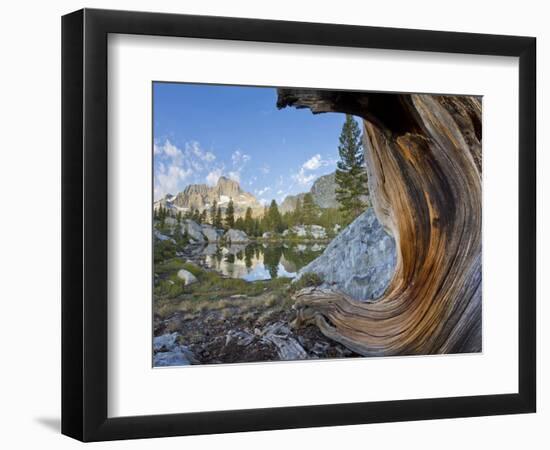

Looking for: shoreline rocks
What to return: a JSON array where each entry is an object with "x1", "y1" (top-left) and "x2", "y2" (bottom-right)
[
  {"x1": 282, "y1": 224, "x2": 327, "y2": 239},
  {"x1": 224, "y1": 228, "x2": 249, "y2": 243}
]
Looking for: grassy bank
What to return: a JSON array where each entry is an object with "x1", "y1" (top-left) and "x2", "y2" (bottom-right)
[{"x1": 154, "y1": 258, "x2": 294, "y2": 321}]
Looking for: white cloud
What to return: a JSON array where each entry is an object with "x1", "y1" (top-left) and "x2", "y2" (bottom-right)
[
  {"x1": 153, "y1": 140, "x2": 194, "y2": 199},
  {"x1": 303, "y1": 154, "x2": 323, "y2": 170},
  {"x1": 292, "y1": 168, "x2": 316, "y2": 186},
  {"x1": 206, "y1": 168, "x2": 224, "y2": 186},
  {"x1": 227, "y1": 171, "x2": 241, "y2": 182},
  {"x1": 155, "y1": 163, "x2": 192, "y2": 199},
  {"x1": 187, "y1": 141, "x2": 216, "y2": 162},
  {"x1": 163, "y1": 141, "x2": 182, "y2": 158},
  {"x1": 302, "y1": 153, "x2": 336, "y2": 171},
  {"x1": 290, "y1": 153, "x2": 337, "y2": 188},
  {"x1": 232, "y1": 150, "x2": 251, "y2": 168},
  {"x1": 155, "y1": 140, "x2": 184, "y2": 165},
  {"x1": 260, "y1": 164, "x2": 270, "y2": 174},
  {"x1": 255, "y1": 186, "x2": 271, "y2": 196}
]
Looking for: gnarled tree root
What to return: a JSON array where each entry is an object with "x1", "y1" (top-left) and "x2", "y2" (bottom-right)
[{"x1": 280, "y1": 90, "x2": 482, "y2": 356}]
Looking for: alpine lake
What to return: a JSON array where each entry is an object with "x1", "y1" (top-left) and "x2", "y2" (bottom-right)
[{"x1": 185, "y1": 241, "x2": 326, "y2": 281}]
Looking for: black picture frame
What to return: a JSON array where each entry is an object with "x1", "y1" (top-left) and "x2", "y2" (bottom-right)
[{"x1": 61, "y1": 8, "x2": 536, "y2": 442}]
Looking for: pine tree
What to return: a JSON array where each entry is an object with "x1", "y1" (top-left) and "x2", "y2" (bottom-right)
[
  {"x1": 335, "y1": 114, "x2": 369, "y2": 223},
  {"x1": 253, "y1": 218, "x2": 261, "y2": 237},
  {"x1": 244, "y1": 207, "x2": 254, "y2": 235},
  {"x1": 266, "y1": 200, "x2": 284, "y2": 233},
  {"x1": 293, "y1": 198, "x2": 303, "y2": 225},
  {"x1": 200, "y1": 209, "x2": 207, "y2": 224},
  {"x1": 159, "y1": 206, "x2": 166, "y2": 228},
  {"x1": 215, "y1": 207, "x2": 223, "y2": 229},
  {"x1": 235, "y1": 217, "x2": 245, "y2": 231},
  {"x1": 225, "y1": 198, "x2": 235, "y2": 229},
  {"x1": 210, "y1": 200, "x2": 218, "y2": 225},
  {"x1": 301, "y1": 193, "x2": 318, "y2": 225},
  {"x1": 192, "y1": 208, "x2": 201, "y2": 223}
]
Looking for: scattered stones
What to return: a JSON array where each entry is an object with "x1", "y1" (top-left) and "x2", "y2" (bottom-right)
[
  {"x1": 283, "y1": 225, "x2": 327, "y2": 240},
  {"x1": 260, "y1": 321, "x2": 308, "y2": 361},
  {"x1": 225, "y1": 330, "x2": 255, "y2": 347},
  {"x1": 153, "y1": 333, "x2": 198, "y2": 367}
]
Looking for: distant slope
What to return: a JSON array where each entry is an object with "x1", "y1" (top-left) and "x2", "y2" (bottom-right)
[{"x1": 280, "y1": 171, "x2": 339, "y2": 213}]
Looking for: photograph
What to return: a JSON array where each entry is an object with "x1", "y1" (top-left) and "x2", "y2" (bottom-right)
[{"x1": 152, "y1": 83, "x2": 483, "y2": 366}]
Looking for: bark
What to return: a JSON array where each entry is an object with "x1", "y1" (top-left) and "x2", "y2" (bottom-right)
[{"x1": 278, "y1": 89, "x2": 482, "y2": 356}]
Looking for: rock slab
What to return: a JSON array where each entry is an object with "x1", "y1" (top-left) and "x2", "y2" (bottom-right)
[
  {"x1": 297, "y1": 208, "x2": 396, "y2": 301},
  {"x1": 225, "y1": 228, "x2": 249, "y2": 243}
]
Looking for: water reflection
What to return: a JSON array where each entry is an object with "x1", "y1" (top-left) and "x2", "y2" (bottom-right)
[{"x1": 196, "y1": 242, "x2": 325, "y2": 281}]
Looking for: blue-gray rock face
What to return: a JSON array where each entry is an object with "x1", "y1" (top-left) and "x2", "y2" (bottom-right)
[{"x1": 297, "y1": 208, "x2": 396, "y2": 301}]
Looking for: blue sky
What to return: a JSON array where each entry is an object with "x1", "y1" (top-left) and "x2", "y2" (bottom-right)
[{"x1": 153, "y1": 82, "x2": 348, "y2": 204}]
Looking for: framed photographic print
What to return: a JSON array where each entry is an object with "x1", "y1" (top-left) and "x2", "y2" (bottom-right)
[{"x1": 62, "y1": 8, "x2": 536, "y2": 441}]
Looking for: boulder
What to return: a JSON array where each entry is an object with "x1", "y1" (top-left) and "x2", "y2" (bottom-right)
[
  {"x1": 201, "y1": 224, "x2": 222, "y2": 242},
  {"x1": 164, "y1": 216, "x2": 178, "y2": 227},
  {"x1": 154, "y1": 229, "x2": 175, "y2": 243},
  {"x1": 292, "y1": 225, "x2": 308, "y2": 237},
  {"x1": 153, "y1": 333, "x2": 198, "y2": 367},
  {"x1": 262, "y1": 231, "x2": 276, "y2": 239},
  {"x1": 225, "y1": 229, "x2": 249, "y2": 243},
  {"x1": 182, "y1": 219, "x2": 205, "y2": 243},
  {"x1": 297, "y1": 208, "x2": 396, "y2": 301},
  {"x1": 177, "y1": 269, "x2": 198, "y2": 285}
]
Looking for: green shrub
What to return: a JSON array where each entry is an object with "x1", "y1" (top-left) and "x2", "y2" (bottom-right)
[
  {"x1": 154, "y1": 278, "x2": 185, "y2": 298},
  {"x1": 290, "y1": 272, "x2": 323, "y2": 293},
  {"x1": 154, "y1": 240, "x2": 176, "y2": 264}
]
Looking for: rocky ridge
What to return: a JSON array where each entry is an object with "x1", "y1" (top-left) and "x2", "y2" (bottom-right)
[{"x1": 154, "y1": 176, "x2": 263, "y2": 218}]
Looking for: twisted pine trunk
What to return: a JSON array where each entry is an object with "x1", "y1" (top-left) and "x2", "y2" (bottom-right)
[{"x1": 277, "y1": 90, "x2": 482, "y2": 356}]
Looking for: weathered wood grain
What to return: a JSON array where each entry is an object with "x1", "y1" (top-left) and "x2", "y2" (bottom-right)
[{"x1": 278, "y1": 90, "x2": 482, "y2": 356}]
